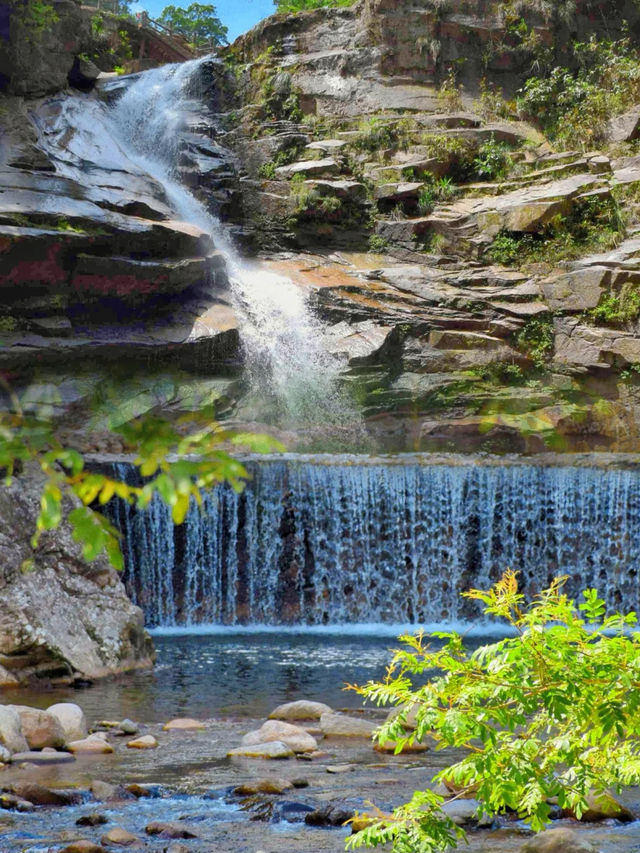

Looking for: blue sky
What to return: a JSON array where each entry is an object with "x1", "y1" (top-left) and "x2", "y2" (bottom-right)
[{"x1": 134, "y1": 0, "x2": 276, "y2": 41}]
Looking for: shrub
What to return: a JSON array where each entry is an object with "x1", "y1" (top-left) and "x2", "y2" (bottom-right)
[
  {"x1": 589, "y1": 283, "x2": 640, "y2": 327},
  {"x1": 352, "y1": 116, "x2": 413, "y2": 154},
  {"x1": 349, "y1": 572, "x2": 640, "y2": 853},
  {"x1": 472, "y1": 136, "x2": 512, "y2": 181},
  {"x1": 516, "y1": 315, "x2": 554, "y2": 366}
]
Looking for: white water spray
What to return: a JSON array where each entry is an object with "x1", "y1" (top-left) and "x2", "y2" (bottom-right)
[{"x1": 109, "y1": 58, "x2": 353, "y2": 428}]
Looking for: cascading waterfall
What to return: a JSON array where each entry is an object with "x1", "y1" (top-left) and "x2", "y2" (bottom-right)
[
  {"x1": 108, "y1": 58, "x2": 353, "y2": 427},
  {"x1": 107, "y1": 459, "x2": 640, "y2": 628}
]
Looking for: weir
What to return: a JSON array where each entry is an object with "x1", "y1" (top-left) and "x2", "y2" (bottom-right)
[{"x1": 107, "y1": 458, "x2": 640, "y2": 628}]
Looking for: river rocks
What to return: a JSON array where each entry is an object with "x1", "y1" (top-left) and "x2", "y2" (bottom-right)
[
  {"x1": 563, "y1": 790, "x2": 635, "y2": 822},
  {"x1": 241, "y1": 720, "x2": 318, "y2": 753},
  {"x1": 320, "y1": 713, "x2": 376, "y2": 737},
  {"x1": 47, "y1": 704, "x2": 88, "y2": 743},
  {"x1": 0, "y1": 707, "x2": 28, "y2": 755},
  {"x1": 8, "y1": 783, "x2": 80, "y2": 807},
  {"x1": 227, "y1": 741, "x2": 295, "y2": 759},
  {"x1": 0, "y1": 792, "x2": 34, "y2": 811},
  {"x1": 163, "y1": 718, "x2": 205, "y2": 731},
  {"x1": 0, "y1": 464, "x2": 154, "y2": 687},
  {"x1": 234, "y1": 778, "x2": 294, "y2": 795},
  {"x1": 91, "y1": 780, "x2": 122, "y2": 802},
  {"x1": 305, "y1": 798, "x2": 365, "y2": 826},
  {"x1": 77, "y1": 814, "x2": 109, "y2": 827},
  {"x1": 4, "y1": 706, "x2": 66, "y2": 750},
  {"x1": 11, "y1": 750, "x2": 75, "y2": 765},
  {"x1": 374, "y1": 738, "x2": 428, "y2": 754},
  {"x1": 442, "y1": 798, "x2": 493, "y2": 827},
  {"x1": 126, "y1": 735, "x2": 158, "y2": 749},
  {"x1": 118, "y1": 720, "x2": 139, "y2": 735},
  {"x1": 0, "y1": 745, "x2": 11, "y2": 763},
  {"x1": 60, "y1": 843, "x2": 107, "y2": 853},
  {"x1": 520, "y1": 828, "x2": 599, "y2": 853},
  {"x1": 101, "y1": 827, "x2": 140, "y2": 846},
  {"x1": 145, "y1": 821, "x2": 200, "y2": 839},
  {"x1": 269, "y1": 700, "x2": 333, "y2": 721},
  {"x1": 68, "y1": 735, "x2": 114, "y2": 755}
]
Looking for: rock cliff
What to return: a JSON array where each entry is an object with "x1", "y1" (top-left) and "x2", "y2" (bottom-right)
[{"x1": 0, "y1": 465, "x2": 154, "y2": 686}]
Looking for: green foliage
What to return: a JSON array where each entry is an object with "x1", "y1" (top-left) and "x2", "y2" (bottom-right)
[
  {"x1": 488, "y1": 195, "x2": 625, "y2": 269},
  {"x1": 275, "y1": 0, "x2": 356, "y2": 13},
  {"x1": 368, "y1": 234, "x2": 389, "y2": 253},
  {"x1": 474, "y1": 78, "x2": 513, "y2": 120},
  {"x1": 472, "y1": 136, "x2": 512, "y2": 181},
  {"x1": 589, "y1": 283, "x2": 640, "y2": 327},
  {"x1": 158, "y1": 3, "x2": 228, "y2": 47},
  {"x1": 352, "y1": 117, "x2": 412, "y2": 155},
  {"x1": 436, "y1": 69, "x2": 464, "y2": 112},
  {"x1": 0, "y1": 404, "x2": 280, "y2": 571},
  {"x1": 349, "y1": 572, "x2": 640, "y2": 852},
  {"x1": 516, "y1": 316, "x2": 554, "y2": 367},
  {"x1": 517, "y1": 38, "x2": 640, "y2": 148},
  {"x1": 19, "y1": 0, "x2": 59, "y2": 42},
  {"x1": 417, "y1": 177, "x2": 457, "y2": 215}
]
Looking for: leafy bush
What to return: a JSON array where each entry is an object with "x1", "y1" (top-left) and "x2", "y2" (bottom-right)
[
  {"x1": 417, "y1": 177, "x2": 457, "y2": 215},
  {"x1": 349, "y1": 572, "x2": 640, "y2": 853},
  {"x1": 589, "y1": 283, "x2": 640, "y2": 327},
  {"x1": 517, "y1": 38, "x2": 640, "y2": 148},
  {"x1": 436, "y1": 69, "x2": 464, "y2": 112},
  {"x1": 488, "y1": 195, "x2": 625, "y2": 269},
  {"x1": 352, "y1": 117, "x2": 413, "y2": 155},
  {"x1": 472, "y1": 136, "x2": 512, "y2": 181},
  {"x1": 368, "y1": 234, "x2": 389, "y2": 253}
]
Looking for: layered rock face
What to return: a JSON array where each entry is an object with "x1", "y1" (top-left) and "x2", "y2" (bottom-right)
[
  {"x1": 211, "y1": 0, "x2": 640, "y2": 451},
  {"x1": 0, "y1": 465, "x2": 154, "y2": 686}
]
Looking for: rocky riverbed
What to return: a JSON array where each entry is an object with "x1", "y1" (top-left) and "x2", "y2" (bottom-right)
[{"x1": 0, "y1": 693, "x2": 638, "y2": 853}]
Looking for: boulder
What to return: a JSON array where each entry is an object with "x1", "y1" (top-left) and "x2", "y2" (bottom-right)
[
  {"x1": 0, "y1": 745, "x2": 11, "y2": 763},
  {"x1": 68, "y1": 735, "x2": 114, "y2": 755},
  {"x1": 305, "y1": 798, "x2": 366, "y2": 826},
  {"x1": 0, "y1": 706, "x2": 28, "y2": 754},
  {"x1": 47, "y1": 703, "x2": 88, "y2": 743},
  {"x1": 319, "y1": 713, "x2": 376, "y2": 737},
  {"x1": 126, "y1": 735, "x2": 158, "y2": 749},
  {"x1": 269, "y1": 700, "x2": 333, "y2": 721},
  {"x1": 606, "y1": 107, "x2": 640, "y2": 144},
  {"x1": 91, "y1": 780, "x2": 123, "y2": 802},
  {"x1": 5, "y1": 706, "x2": 66, "y2": 750},
  {"x1": 0, "y1": 792, "x2": 34, "y2": 811},
  {"x1": 374, "y1": 738, "x2": 428, "y2": 754},
  {"x1": 0, "y1": 465, "x2": 154, "y2": 687},
  {"x1": 540, "y1": 267, "x2": 609, "y2": 312},
  {"x1": 227, "y1": 741, "x2": 295, "y2": 759},
  {"x1": 520, "y1": 828, "x2": 598, "y2": 853},
  {"x1": 241, "y1": 720, "x2": 317, "y2": 753},
  {"x1": 118, "y1": 719, "x2": 139, "y2": 735},
  {"x1": 163, "y1": 718, "x2": 205, "y2": 731}
]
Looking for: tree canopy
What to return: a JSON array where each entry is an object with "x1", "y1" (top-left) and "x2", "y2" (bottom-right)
[
  {"x1": 274, "y1": 0, "x2": 356, "y2": 14},
  {"x1": 158, "y1": 3, "x2": 227, "y2": 47}
]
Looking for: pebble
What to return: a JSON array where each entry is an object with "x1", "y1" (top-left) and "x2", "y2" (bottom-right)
[
  {"x1": 326, "y1": 764, "x2": 357, "y2": 773},
  {"x1": 68, "y1": 736, "x2": 113, "y2": 754},
  {"x1": 118, "y1": 719, "x2": 139, "y2": 735},
  {"x1": 60, "y1": 843, "x2": 107, "y2": 853},
  {"x1": 126, "y1": 735, "x2": 158, "y2": 750},
  {"x1": 145, "y1": 821, "x2": 200, "y2": 838}
]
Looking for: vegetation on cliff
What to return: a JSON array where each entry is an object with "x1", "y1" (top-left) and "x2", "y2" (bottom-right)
[{"x1": 350, "y1": 572, "x2": 640, "y2": 852}]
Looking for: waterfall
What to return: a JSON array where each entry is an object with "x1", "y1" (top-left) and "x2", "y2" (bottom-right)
[
  {"x1": 106, "y1": 458, "x2": 640, "y2": 629},
  {"x1": 108, "y1": 58, "x2": 353, "y2": 429}
]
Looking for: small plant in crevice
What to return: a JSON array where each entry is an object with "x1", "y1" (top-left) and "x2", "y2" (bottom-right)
[
  {"x1": 368, "y1": 234, "x2": 389, "y2": 253},
  {"x1": 437, "y1": 68, "x2": 464, "y2": 112},
  {"x1": 516, "y1": 315, "x2": 554, "y2": 367},
  {"x1": 487, "y1": 195, "x2": 625, "y2": 269},
  {"x1": 589, "y1": 283, "x2": 640, "y2": 328}
]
